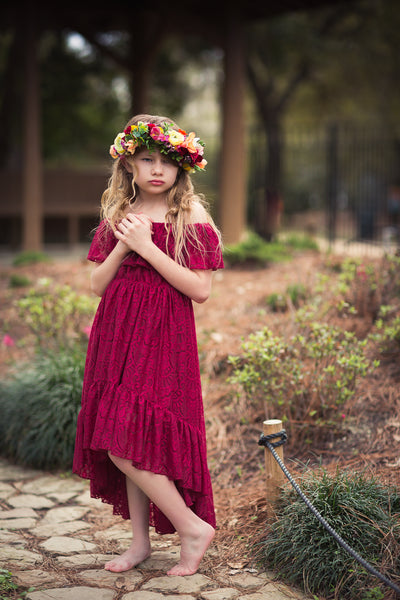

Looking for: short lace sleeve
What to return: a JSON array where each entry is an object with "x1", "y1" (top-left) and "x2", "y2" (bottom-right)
[
  {"x1": 185, "y1": 224, "x2": 224, "y2": 271},
  {"x1": 87, "y1": 220, "x2": 118, "y2": 263}
]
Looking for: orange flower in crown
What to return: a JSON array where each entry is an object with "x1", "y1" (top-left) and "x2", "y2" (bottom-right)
[{"x1": 109, "y1": 121, "x2": 207, "y2": 173}]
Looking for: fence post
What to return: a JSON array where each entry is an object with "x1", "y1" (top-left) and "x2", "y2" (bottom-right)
[{"x1": 263, "y1": 419, "x2": 285, "y2": 505}]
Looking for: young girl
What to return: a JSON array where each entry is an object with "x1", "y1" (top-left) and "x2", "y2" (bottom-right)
[{"x1": 73, "y1": 114, "x2": 224, "y2": 577}]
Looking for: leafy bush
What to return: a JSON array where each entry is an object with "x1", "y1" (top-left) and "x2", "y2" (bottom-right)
[
  {"x1": 16, "y1": 279, "x2": 98, "y2": 352},
  {"x1": 371, "y1": 305, "x2": 400, "y2": 353},
  {"x1": 8, "y1": 274, "x2": 32, "y2": 288},
  {"x1": 283, "y1": 233, "x2": 319, "y2": 251},
  {"x1": 228, "y1": 319, "x2": 378, "y2": 445},
  {"x1": 265, "y1": 283, "x2": 308, "y2": 312},
  {"x1": 0, "y1": 348, "x2": 86, "y2": 470},
  {"x1": 223, "y1": 232, "x2": 294, "y2": 266},
  {"x1": 256, "y1": 468, "x2": 400, "y2": 599},
  {"x1": 12, "y1": 251, "x2": 50, "y2": 266},
  {"x1": 327, "y1": 255, "x2": 400, "y2": 321}
]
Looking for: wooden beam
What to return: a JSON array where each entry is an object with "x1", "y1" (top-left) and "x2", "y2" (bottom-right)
[
  {"x1": 218, "y1": 14, "x2": 247, "y2": 245},
  {"x1": 22, "y1": 11, "x2": 43, "y2": 252}
]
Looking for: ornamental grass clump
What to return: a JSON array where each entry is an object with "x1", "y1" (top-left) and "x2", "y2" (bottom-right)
[
  {"x1": 256, "y1": 468, "x2": 400, "y2": 600},
  {"x1": 0, "y1": 348, "x2": 85, "y2": 470}
]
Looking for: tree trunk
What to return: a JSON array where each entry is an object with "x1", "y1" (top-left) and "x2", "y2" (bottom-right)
[{"x1": 255, "y1": 114, "x2": 284, "y2": 241}]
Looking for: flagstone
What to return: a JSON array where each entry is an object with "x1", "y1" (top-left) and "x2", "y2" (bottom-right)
[
  {"x1": 78, "y1": 568, "x2": 143, "y2": 590},
  {"x1": 227, "y1": 572, "x2": 268, "y2": 589},
  {"x1": 142, "y1": 573, "x2": 212, "y2": 594},
  {"x1": 95, "y1": 524, "x2": 132, "y2": 540},
  {"x1": 122, "y1": 593, "x2": 195, "y2": 600},
  {"x1": 12, "y1": 569, "x2": 69, "y2": 588},
  {"x1": 0, "y1": 481, "x2": 16, "y2": 499},
  {"x1": 40, "y1": 505, "x2": 90, "y2": 523},
  {"x1": 137, "y1": 548, "x2": 180, "y2": 570},
  {"x1": 0, "y1": 517, "x2": 38, "y2": 529},
  {"x1": 200, "y1": 589, "x2": 240, "y2": 600},
  {"x1": 19, "y1": 475, "x2": 86, "y2": 496},
  {"x1": 46, "y1": 491, "x2": 81, "y2": 503},
  {"x1": 26, "y1": 586, "x2": 115, "y2": 600},
  {"x1": 0, "y1": 530, "x2": 25, "y2": 545},
  {"x1": 40, "y1": 535, "x2": 97, "y2": 554},
  {"x1": 32, "y1": 519, "x2": 92, "y2": 537},
  {"x1": 7, "y1": 493, "x2": 55, "y2": 509},
  {"x1": 0, "y1": 507, "x2": 37, "y2": 519},
  {"x1": 0, "y1": 546, "x2": 43, "y2": 567},
  {"x1": 0, "y1": 461, "x2": 42, "y2": 481},
  {"x1": 55, "y1": 553, "x2": 112, "y2": 568}
]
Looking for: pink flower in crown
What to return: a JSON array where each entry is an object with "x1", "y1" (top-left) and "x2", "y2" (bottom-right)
[
  {"x1": 148, "y1": 124, "x2": 165, "y2": 141},
  {"x1": 2, "y1": 334, "x2": 15, "y2": 347}
]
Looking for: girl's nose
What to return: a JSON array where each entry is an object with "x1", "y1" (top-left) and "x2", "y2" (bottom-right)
[{"x1": 151, "y1": 159, "x2": 163, "y2": 173}]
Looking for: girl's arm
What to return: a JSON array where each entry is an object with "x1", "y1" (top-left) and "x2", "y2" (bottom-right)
[
  {"x1": 90, "y1": 240, "x2": 130, "y2": 297},
  {"x1": 115, "y1": 213, "x2": 212, "y2": 304}
]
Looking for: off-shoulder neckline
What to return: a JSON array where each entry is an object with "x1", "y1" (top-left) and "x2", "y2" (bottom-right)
[{"x1": 151, "y1": 221, "x2": 212, "y2": 226}]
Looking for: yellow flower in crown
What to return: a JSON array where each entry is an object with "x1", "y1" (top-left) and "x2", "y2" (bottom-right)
[
  {"x1": 113, "y1": 132, "x2": 125, "y2": 154},
  {"x1": 167, "y1": 130, "x2": 186, "y2": 147}
]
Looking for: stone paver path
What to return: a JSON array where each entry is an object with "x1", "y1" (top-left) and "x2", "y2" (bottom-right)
[{"x1": 0, "y1": 459, "x2": 312, "y2": 600}]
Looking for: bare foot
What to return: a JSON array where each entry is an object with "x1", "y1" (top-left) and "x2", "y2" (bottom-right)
[
  {"x1": 104, "y1": 542, "x2": 151, "y2": 573},
  {"x1": 167, "y1": 522, "x2": 215, "y2": 576}
]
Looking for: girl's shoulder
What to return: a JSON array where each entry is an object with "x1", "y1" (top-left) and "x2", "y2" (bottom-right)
[{"x1": 187, "y1": 198, "x2": 211, "y2": 225}]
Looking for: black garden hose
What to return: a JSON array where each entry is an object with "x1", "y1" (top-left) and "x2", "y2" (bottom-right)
[{"x1": 258, "y1": 430, "x2": 400, "y2": 596}]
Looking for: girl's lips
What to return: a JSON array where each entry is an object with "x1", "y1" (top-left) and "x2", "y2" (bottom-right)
[{"x1": 149, "y1": 180, "x2": 164, "y2": 185}]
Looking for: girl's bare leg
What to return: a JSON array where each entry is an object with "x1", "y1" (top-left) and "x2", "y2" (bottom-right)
[
  {"x1": 108, "y1": 453, "x2": 215, "y2": 576},
  {"x1": 104, "y1": 473, "x2": 151, "y2": 572}
]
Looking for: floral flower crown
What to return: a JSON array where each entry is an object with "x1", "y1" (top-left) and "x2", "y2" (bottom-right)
[{"x1": 109, "y1": 121, "x2": 207, "y2": 173}]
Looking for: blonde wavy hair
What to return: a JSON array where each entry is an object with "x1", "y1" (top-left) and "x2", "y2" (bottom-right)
[{"x1": 100, "y1": 113, "x2": 221, "y2": 265}]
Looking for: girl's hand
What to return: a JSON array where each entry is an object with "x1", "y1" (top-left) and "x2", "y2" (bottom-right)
[{"x1": 115, "y1": 212, "x2": 154, "y2": 254}]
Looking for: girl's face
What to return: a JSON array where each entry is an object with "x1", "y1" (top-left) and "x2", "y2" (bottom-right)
[{"x1": 131, "y1": 148, "x2": 179, "y2": 196}]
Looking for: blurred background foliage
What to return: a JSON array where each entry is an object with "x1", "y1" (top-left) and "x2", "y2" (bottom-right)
[{"x1": 1, "y1": 0, "x2": 399, "y2": 169}]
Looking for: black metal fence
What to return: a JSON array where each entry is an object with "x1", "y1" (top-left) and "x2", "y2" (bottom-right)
[{"x1": 247, "y1": 121, "x2": 400, "y2": 254}]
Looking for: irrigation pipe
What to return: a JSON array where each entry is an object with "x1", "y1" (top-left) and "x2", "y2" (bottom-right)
[{"x1": 258, "y1": 431, "x2": 400, "y2": 596}]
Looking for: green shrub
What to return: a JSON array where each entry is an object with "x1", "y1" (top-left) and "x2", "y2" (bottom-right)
[
  {"x1": 0, "y1": 347, "x2": 86, "y2": 470},
  {"x1": 8, "y1": 274, "x2": 32, "y2": 288},
  {"x1": 0, "y1": 570, "x2": 17, "y2": 598},
  {"x1": 265, "y1": 284, "x2": 308, "y2": 313},
  {"x1": 256, "y1": 468, "x2": 400, "y2": 599},
  {"x1": 371, "y1": 305, "x2": 400, "y2": 353},
  {"x1": 12, "y1": 251, "x2": 50, "y2": 266},
  {"x1": 286, "y1": 282, "x2": 307, "y2": 307},
  {"x1": 0, "y1": 568, "x2": 33, "y2": 599},
  {"x1": 266, "y1": 292, "x2": 287, "y2": 312},
  {"x1": 228, "y1": 320, "x2": 378, "y2": 445},
  {"x1": 16, "y1": 279, "x2": 98, "y2": 352},
  {"x1": 283, "y1": 233, "x2": 319, "y2": 251},
  {"x1": 223, "y1": 232, "x2": 293, "y2": 266}
]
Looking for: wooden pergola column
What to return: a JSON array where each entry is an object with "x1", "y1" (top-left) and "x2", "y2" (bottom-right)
[
  {"x1": 219, "y1": 14, "x2": 247, "y2": 245},
  {"x1": 22, "y1": 12, "x2": 43, "y2": 252}
]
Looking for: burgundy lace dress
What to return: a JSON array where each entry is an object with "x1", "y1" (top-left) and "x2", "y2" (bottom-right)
[{"x1": 73, "y1": 220, "x2": 224, "y2": 534}]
